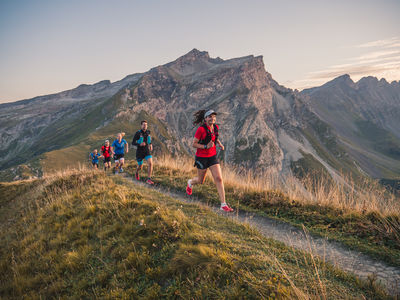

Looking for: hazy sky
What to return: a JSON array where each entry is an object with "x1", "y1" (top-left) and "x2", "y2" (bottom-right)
[{"x1": 1, "y1": 0, "x2": 399, "y2": 103}]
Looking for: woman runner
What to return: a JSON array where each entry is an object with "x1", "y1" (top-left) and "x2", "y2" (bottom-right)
[
  {"x1": 186, "y1": 109, "x2": 233, "y2": 212},
  {"x1": 111, "y1": 132, "x2": 128, "y2": 174}
]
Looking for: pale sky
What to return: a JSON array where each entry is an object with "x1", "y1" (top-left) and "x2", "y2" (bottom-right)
[{"x1": 1, "y1": 0, "x2": 399, "y2": 103}]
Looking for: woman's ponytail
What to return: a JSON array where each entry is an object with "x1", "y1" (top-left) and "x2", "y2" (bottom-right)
[{"x1": 193, "y1": 110, "x2": 206, "y2": 126}]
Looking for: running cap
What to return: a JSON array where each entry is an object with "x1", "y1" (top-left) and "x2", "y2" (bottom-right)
[
  {"x1": 204, "y1": 110, "x2": 217, "y2": 118},
  {"x1": 105, "y1": 139, "x2": 110, "y2": 143}
]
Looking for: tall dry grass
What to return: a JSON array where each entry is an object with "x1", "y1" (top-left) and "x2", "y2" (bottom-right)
[
  {"x1": 156, "y1": 155, "x2": 400, "y2": 216},
  {"x1": 1, "y1": 165, "x2": 389, "y2": 298}
]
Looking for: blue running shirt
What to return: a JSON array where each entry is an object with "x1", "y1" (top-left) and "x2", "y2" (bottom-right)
[
  {"x1": 112, "y1": 139, "x2": 127, "y2": 155},
  {"x1": 91, "y1": 153, "x2": 101, "y2": 163}
]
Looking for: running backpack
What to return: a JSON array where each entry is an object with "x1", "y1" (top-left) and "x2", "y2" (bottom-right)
[
  {"x1": 102, "y1": 145, "x2": 111, "y2": 156},
  {"x1": 198, "y1": 124, "x2": 219, "y2": 145},
  {"x1": 132, "y1": 130, "x2": 151, "y2": 149}
]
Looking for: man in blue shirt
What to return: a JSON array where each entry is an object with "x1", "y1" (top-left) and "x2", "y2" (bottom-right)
[{"x1": 111, "y1": 132, "x2": 129, "y2": 174}]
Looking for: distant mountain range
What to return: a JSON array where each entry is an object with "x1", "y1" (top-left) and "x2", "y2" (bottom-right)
[
  {"x1": 302, "y1": 74, "x2": 400, "y2": 179},
  {"x1": 1, "y1": 49, "x2": 399, "y2": 183}
]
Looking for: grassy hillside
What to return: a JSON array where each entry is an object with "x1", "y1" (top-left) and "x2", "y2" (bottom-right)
[
  {"x1": 355, "y1": 119, "x2": 400, "y2": 161},
  {"x1": 299, "y1": 116, "x2": 364, "y2": 182},
  {"x1": 0, "y1": 159, "x2": 42, "y2": 182},
  {"x1": 0, "y1": 97, "x2": 113, "y2": 172},
  {"x1": 0, "y1": 169, "x2": 388, "y2": 299},
  {"x1": 126, "y1": 156, "x2": 400, "y2": 267},
  {"x1": 39, "y1": 109, "x2": 179, "y2": 175}
]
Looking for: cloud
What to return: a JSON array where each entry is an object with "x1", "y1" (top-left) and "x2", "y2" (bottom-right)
[
  {"x1": 309, "y1": 65, "x2": 390, "y2": 80},
  {"x1": 356, "y1": 37, "x2": 400, "y2": 48},
  {"x1": 356, "y1": 49, "x2": 400, "y2": 61},
  {"x1": 288, "y1": 37, "x2": 400, "y2": 90},
  {"x1": 357, "y1": 54, "x2": 400, "y2": 65}
]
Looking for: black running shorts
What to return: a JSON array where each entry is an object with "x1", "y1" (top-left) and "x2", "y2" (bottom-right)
[
  {"x1": 114, "y1": 154, "x2": 124, "y2": 161},
  {"x1": 194, "y1": 155, "x2": 219, "y2": 170},
  {"x1": 103, "y1": 157, "x2": 111, "y2": 163},
  {"x1": 136, "y1": 149, "x2": 151, "y2": 161}
]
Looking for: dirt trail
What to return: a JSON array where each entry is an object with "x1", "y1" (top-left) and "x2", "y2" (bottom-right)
[{"x1": 127, "y1": 177, "x2": 400, "y2": 296}]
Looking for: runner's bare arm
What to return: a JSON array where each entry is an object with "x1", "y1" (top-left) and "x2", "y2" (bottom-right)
[
  {"x1": 192, "y1": 137, "x2": 214, "y2": 149},
  {"x1": 216, "y1": 140, "x2": 224, "y2": 150}
]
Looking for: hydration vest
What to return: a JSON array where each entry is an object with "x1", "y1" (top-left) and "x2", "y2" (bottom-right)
[
  {"x1": 132, "y1": 130, "x2": 151, "y2": 150},
  {"x1": 102, "y1": 145, "x2": 111, "y2": 156},
  {"x1": 198, "y1": 124, "x2": 219, "y2": 145}
]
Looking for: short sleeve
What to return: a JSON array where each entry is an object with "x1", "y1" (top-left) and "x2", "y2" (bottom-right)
[{"x1": 194, "y1": 127, "x2": 206, "y2": 140}]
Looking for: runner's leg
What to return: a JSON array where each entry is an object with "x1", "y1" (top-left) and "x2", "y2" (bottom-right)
[
  {"x1": 136, "y1": 161, "x2": 143, "y2": 173},
  {"x1": 209, "y1": 164, "x2": 225, "y2": 204},
  {"x1": 191, "y1": 168, "x2": 207, "y2": 185},
  {"x1": 136, "y1": 158, "x2": 143, "y2": 179},
  {"x1": 114, "y1": 158, "x2": 120, "y2": 172},
  {"x1": 146, "y1": 156, "x2": 153, "y2": 178}
]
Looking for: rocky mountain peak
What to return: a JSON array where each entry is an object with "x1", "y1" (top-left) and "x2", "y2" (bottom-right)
[
  {"x1": 171, "y1": 48, "x2": 212, "y2": 66},
  {"x1": 356, "y1": 76, "x2": 379, "y2": 88},
  {"x1": 390, "y1": 80, "x2": 400, "y2": 87},
  {"x1": 181, "y1": 48, "x2": 210, "y2": 60},
  {"x1": 355, "y1": 76, "x2": 396, "y2": 90},
  {"x1": 326, "y1": 74, "x2": 355, "y2": 88},
  {"x1": 163, "y1": 49, "x2": 215, "y2": 75}
]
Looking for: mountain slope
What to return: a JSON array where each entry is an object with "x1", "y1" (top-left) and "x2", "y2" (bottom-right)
[
  {"x1": 121, "y1": 49, "x2": 360, "y2": 181},
  {"x1": 0, "y1": 74, "x2": 142, "y2": 170},
  {"x1": 302, "y1": 75, "x2": 400, "y2": 179},
  {"x1": 1, "y1": 49, "x2": 399, "y2": 182}
]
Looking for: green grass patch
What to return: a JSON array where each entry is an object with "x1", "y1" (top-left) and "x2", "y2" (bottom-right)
[
  {"x1": 355, "y1": 119, "x2": 400, "y2": 161},
  {"x1": 290, "y1": 150, "x2": 333, "y2": 184}
]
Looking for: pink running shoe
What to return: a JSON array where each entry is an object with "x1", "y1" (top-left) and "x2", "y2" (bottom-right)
[
  {"x1": 220, "y1": 203, "x2": 234, "y2": 212},
  {"x1": 135, "y1": 172, "x2": 140, "y2": 181},
  {"x1": 186, "y1": 180, "x2": 192, "y2": 195},
  {"x1": 146, "y1": 178, "x2": 154, "y2": 185}
]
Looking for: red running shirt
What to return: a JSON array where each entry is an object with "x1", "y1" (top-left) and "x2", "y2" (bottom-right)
[
  {"x1": 101, "y1": 146, "x2": 112, "y2": 158},
  {"x1": 194, "y1": 124, "x2": 218, "y2": 157}
]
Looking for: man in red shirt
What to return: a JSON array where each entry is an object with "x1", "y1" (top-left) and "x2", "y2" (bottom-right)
[
  {"x1": 186, "y1": 109, "x2": 233, "y2": 212},
  {"x1": 101, "y1": 140, "x2": 113, "y2": 171}
]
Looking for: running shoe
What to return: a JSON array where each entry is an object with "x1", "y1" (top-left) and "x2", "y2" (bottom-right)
[
  {"x1": 119, "y1": 167, "x2": 124, "y2": 173},
  {"x1": 220, "y1": 203, "x2": 234, "y2": 212},
  {"x1": 135, "y1": 172, "x2": 140, "y2": 181},
  {"x1": 186, "y1": 180, "x2": 192, "y2": 195},
  {"x1": 146, "y1": 178, "x2": 154, "y2": 185}
]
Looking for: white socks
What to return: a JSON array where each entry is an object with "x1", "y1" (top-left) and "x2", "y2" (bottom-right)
[{"x1": 187, "y1": 179, "x2": 193, "y2": 188}]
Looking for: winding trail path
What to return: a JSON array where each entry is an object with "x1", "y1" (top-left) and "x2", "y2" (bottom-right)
[{"x1": 126, "y1": 176, "x2": 400, "y2": 296}]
